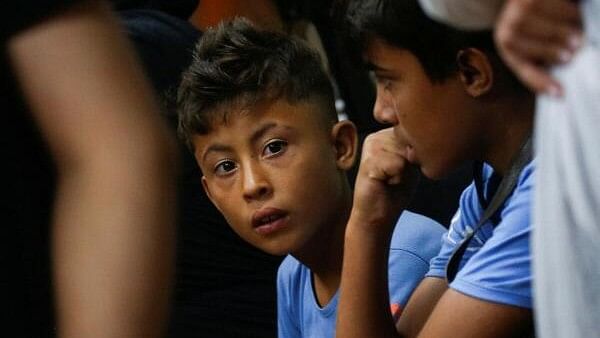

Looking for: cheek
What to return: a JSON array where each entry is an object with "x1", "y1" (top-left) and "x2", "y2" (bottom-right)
[
  {"x1": 206, "y1": 182, "x2": 244, "y2": 220},
  {"x1": 294, "y1": 159, "x2": 342, "y2": 205}
]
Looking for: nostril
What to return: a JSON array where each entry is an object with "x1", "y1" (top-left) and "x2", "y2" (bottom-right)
[
  {"x1": 257, "y1": 186, "x2": 269, "y2": 196},
  {"x1": 243, "y1": 181, "x2": 272, "y2": 201}
]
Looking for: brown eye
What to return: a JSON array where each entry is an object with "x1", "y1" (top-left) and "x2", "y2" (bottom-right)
[
  {"x1": 263, "y1": 139, "x2": 287, "y2": 157},
  {"x1": 214, "y1": 159, "x2": 237, "y2": 176}
]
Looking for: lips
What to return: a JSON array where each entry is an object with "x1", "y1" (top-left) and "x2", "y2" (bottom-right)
[{"x1": 251, "y1": 208, "x2": 289, "y2": 235}]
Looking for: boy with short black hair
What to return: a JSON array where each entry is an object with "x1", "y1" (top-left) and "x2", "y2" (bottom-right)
[
  {"x1": 335, "y1": 1, "x2": 536, "y2": 337},
  {"x1": 177, "y1": 18, "x2": 445, "y2": 338}
]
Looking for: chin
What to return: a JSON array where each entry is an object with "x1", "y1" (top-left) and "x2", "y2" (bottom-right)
[{"x1": 257, "y1": 242, "x2": 293, "y2": 257}]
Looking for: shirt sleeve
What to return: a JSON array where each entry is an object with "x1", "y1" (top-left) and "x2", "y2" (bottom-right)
[
  {"x1": 452, "y1": 165, "x2": 533, "y2": 308},
  {"x1": 418, "y1": 0, "x2": 504, "y2": 30},
  {"x1": 389, "y1": 211, "x2": 445, "y2": 316}
]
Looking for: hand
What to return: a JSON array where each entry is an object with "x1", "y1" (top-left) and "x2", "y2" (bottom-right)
[
  {"x1": 351, "y1": 128, "x2": 420, "y2": 234},
  {"x1": 495, "y1": 0, "x2": 583, "y2": 96}
]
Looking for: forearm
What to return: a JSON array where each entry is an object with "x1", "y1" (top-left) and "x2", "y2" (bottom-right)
[
  {"x1": 336, "y1": 129, "x2": 419, "y2": 338},
  {"x1": 396, "y1": 278, "x2": 447, "y2": 338},
  {"x1": 336, "y1": 215, "x2": 400, "y2": 338},
  {"x1": 8, "y1": 1, "x2": 177, "y2": 337},
  {"x1": 52, "y1": 155, "x2": 176, "y2": 338}
]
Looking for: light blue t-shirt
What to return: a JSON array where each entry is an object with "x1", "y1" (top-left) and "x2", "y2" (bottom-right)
[
  {"x1": 277, "y1": 211, "x2": 445, "y2": 338},
  {"x1": 427, "y1": 161, "x2": 534, "y2": 308}
]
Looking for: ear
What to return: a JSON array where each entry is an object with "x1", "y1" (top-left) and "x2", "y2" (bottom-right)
[
  {"x1": 330, "y1": 120, "x2": 358, "y2": 170},
  {"x1": 201, "y1": 176, "x2": 223, "y2": 214},
  {"x1": 456, "y1": 48, "x2": 494, "y2": 97}
]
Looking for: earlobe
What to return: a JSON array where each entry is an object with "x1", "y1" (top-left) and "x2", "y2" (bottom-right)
[
  {"x1": 331, "y1": 120, "x2": 358, "y2": 170},
  {"x1": 456, "y1": 48, "x2": 494, "y2": 97}
]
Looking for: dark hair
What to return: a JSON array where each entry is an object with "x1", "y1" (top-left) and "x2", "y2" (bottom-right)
[
  {"x1": 337, "y1": 0, "x2": 498, "y2": 82},
  {"x1": 177, "y1": 18, "x2": 337, "y2": 148}
]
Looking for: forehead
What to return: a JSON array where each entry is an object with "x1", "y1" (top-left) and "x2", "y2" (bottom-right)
[
  {"x1": 193, "y1": 98, "x2": 331, "y2": 157},
  {"x1": 363, "y1": 37, "x2": 418, "y2": 71}
]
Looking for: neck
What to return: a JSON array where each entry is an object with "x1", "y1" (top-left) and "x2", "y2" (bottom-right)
[
  {"x1": 481, "y1": 94, "x2": 535, "y2": 176},
  {"x1": 292, "y1": 185, "x2": 352, "y2": 307}
]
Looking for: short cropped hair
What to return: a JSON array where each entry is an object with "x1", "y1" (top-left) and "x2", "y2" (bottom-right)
[
  {"x1": 177, "y1": 18, "x2": 337, "y2": 149},
  {"x1": 337, "y1": 0, "x2": 499, "y2": 82}
]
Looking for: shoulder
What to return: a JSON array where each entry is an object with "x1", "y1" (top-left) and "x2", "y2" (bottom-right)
[
  {"x1": 277, "y1": 255, "x2": 302, "y2": 277},
  {"x1": 277, "y1": 255, "x2": 308, "y2": 291},
  {"x1": 391, "y1": 211, "x2": 445, "y2": 264},
  {"x1": 499, "y1": 159, "x2": 535, "y2": 228},
  {"x1": 449, "y1": 160, "x2": 535, "y2": 308}
]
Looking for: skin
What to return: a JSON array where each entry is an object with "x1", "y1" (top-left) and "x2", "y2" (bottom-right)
[
  {"x1": 193, "y1": 98, "x2": 357, "y2": 306},
  {"x1": 495, "y1": 0, "x2": 583, "y2": 96},
  {"x1": 8, "y1": 1, "x2": 177, "y2": 337},
  {"x1": 335, "y1": 37, "x2": 534, "y2": 338}
]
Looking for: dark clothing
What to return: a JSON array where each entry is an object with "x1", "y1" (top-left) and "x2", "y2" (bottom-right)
[
  {"x1": 2, "y1": 1, "x2": 83, "y2": 337},
  {"x1": 111, "y1": 0, "x2": 198, "y2": 19},
  {"x1": 120, "y1": 10, "x2": 282, "y2": 338},
  {"x1": 2, "y1": 1, "x2": 78, "y2": 41}
]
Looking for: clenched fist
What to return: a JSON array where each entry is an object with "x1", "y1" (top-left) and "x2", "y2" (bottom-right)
[{"x1": 350, "y1": 128, "x2": 421, "y2": 235}]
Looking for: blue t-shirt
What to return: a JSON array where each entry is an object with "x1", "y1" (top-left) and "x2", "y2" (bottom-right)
[
  {"x1": 427, "y1": 161, "x2": 534, "y2": 308},
  {"x1": 277, "y1": 211, "x2": 445, "y2": 338}
]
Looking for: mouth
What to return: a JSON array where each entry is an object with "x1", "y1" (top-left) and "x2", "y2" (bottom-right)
[{"x1": 251, "y1": 208, "x2": 289, "y2": 235}]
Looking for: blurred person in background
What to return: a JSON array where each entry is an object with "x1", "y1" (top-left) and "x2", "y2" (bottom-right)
[{"x1": 3, "y1": 1, "x2": 177, "y2": 337}]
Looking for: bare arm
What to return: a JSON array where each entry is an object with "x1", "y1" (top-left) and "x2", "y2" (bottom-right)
[
  {"x1": 337, "y1": 129, "x2": 533, "y2": 338},
  {"x1": 8, "y1": 1, "x2": 177, "y2": 337},
  {"x1": 336, "y1": 128, "x2": 419, "y2": 338},
  {"x1": 414, "y1": 288, "x2": 533, "y2": 338}
]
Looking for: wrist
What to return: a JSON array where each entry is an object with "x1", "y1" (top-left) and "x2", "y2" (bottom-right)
[{"x1": 346, "y1": 209, "x2": 399, "y2": 242}]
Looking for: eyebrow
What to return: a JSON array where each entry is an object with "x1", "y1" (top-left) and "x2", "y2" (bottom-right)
[
  {"x1": 201, "y1": 122, "x2": 285, "y2": 163},
  {"x1": 364, "y1": 61, "x2": 386, "y2": 72},
  {"x1": 201, "y1": 143, "x2": 233, "y2": 164}
]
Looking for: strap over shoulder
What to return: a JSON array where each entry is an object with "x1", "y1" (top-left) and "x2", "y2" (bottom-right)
[{"x1": 446, "y1": 136, "x2": 533, "y2": 283}]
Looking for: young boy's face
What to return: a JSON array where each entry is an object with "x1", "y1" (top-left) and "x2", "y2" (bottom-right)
[
  {"x1": 193, "y1": 98, "x2": 355, "y2": 256},
  {"x1": 365, "y1": 37, "x2": 485, "y2": 180}
]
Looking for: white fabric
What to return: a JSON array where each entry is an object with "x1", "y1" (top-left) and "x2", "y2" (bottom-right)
[
  {"x1": 533, "y1": 1, "x2": 600, "y2": 336},
  {"x1": 418, "y1": 0, "x2": 503, "y2": 30}
]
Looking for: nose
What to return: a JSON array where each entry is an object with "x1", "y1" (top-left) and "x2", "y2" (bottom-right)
[
  {"x1": 242, "y1": 161, "x2": 272, "y2": 202},
  {"x1": 373, "y1": 92, "x2": 398, "y2": 125}
]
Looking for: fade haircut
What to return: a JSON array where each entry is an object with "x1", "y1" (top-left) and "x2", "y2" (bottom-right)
[
  {"x1": 177, "y1": 18, "x2": 337, "y2": 149},
  {"x1": 337, "y1": 0, "x2": 517, "y2": 84}
]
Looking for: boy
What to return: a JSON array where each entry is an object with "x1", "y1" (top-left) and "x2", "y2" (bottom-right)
[
  {"x1": 335, "y1": 1, "x2": 536, "y2": 337},
  {"x1": 421, "y1": 1, "x2": 599, "y2": 337},
  {"x1": 176, "y1": 18, "x2": 445, "y2": 337}
]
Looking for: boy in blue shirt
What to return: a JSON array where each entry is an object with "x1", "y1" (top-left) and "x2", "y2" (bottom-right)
[
  {"x1": 176, "y1": 18, "x2": 445, "y2": 337},
  {"x1": 335, "y1": 1, "x2": 536, "y2": 337}
]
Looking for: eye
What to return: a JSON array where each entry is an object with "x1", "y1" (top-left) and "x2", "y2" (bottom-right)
[
  {"x1": 377, "y1": 77, "x2": 393, "y2": 92},
  {"x1": 262, "y1": 139, "x2": 287, "y2": 158},
  {"x1": 371, "y1": 72, "x2": 395, "y2": 92},
  {"x1": 214, "y1": 159, "x2": 237, "y2": 176}
]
